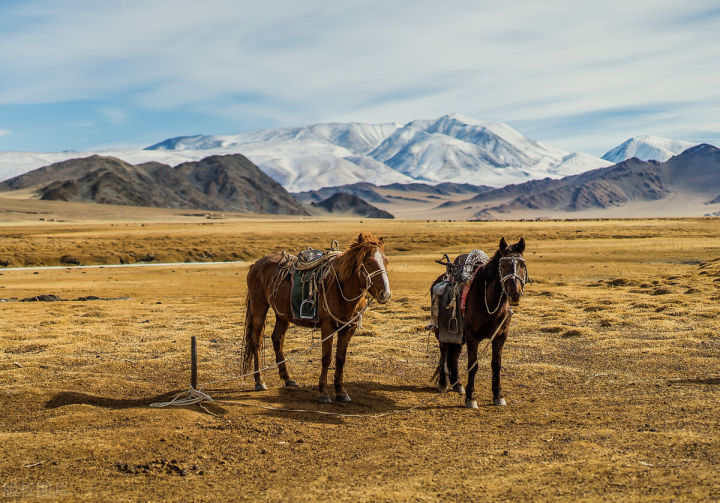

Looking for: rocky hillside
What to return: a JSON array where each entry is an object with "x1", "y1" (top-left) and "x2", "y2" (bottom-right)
[
  {"x1": 311, "y1": 193, "x2": 394, "y2": 218},
  {"x1": 438, "y1": 144, "x2": 720, "y2": 218},
  {"x1": 0, "y1": 154, "x2": 309, "y2": 215}
]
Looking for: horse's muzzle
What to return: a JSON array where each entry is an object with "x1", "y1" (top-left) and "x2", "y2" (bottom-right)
[{"x1": 378, "y1": 291, "x2": 391, "y2": 304}]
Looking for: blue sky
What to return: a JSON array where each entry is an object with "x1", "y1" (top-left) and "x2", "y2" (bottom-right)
[{"x1": 0, "y1": 0, "x2": 718, "y2": 156}]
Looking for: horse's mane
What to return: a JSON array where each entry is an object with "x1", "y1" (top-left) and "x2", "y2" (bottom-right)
[
  {"x1": 333, "y1": 233, "x2": 383, "y2": 282},
  {"x1": 479, "y1": 249, "x2": 502, "y2": 282}
]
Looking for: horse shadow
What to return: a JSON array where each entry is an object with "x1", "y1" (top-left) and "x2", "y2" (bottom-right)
[
  {"x1": 45, "y1": 389, "x2": 229, "y2": 416},
  {"x1": 44, "y1": 381, "x2": 465, "y2": 424},
  {"x1": 204, "y1": 380, "x2": 461, "y2": 424},
  {"x1": 670, "y1": 377, "x2": 720, "y2": 386}
]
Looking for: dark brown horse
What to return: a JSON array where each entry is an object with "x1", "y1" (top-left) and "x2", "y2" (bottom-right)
[
  {"x1": 432, "y1": 237, "x2": 527, "y2": 408},
  {"x1": 243, "y1": 233, "x2": 391, "y2": 403}
]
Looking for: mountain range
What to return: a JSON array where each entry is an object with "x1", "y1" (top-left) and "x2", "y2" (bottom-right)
[
  {"x1": 435, "y1": 144, "x2": 720, "y2": 219},
  {"x1": 4, "y1": 114, "x2": 702, "y2": 193},
  {"x1": 145, "y1": 114, "x2": 612, "y2": 190}
]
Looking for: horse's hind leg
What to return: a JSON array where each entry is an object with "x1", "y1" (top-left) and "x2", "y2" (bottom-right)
[
  {"x1": 436, "y1": 342, "x2": 448, "y2": 392},
  {"x1": 270, "y1": 318, "x2": 297, "y2": 387},
  {"x1": 250, "y1": 303, "x2": 269, "y2": 391},
  {"x1": 447, "y1": 343, "x2": 464, "y2": 394}
]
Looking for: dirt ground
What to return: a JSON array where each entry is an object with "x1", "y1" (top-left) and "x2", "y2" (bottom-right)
[{"x1": 1, "y1": 218, "x2": 719, "y2": 501}]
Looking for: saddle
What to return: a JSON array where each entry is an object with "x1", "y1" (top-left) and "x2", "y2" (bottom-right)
[
  {"x1": 433, "y1": 250, "x2": 489, "y2": 344},
  {"x1": 288, "y1": 241, "x2": 341, "y2": 321}
]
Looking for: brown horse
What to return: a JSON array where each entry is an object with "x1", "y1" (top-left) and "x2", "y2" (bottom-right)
[
  {"x1": 242, "y1": 233, "x2": 391, "y2": 403},
  {"x1": 432, "y1": 237, "x2": 527, "y2": 408}
]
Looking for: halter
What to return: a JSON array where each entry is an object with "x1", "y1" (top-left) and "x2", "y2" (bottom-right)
[
  {"x1": 330, "y1": 249, "x2": 389, "y2": 303},
  {"x1": 499, "y1": 254, "x2": 528, "y2": 290},
  {"x1": 484, "y1": 253, "x2": 528, "y2": 314}
]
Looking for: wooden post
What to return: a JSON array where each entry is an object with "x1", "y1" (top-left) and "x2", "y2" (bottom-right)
[{"x1": 190, "y1": 336, "x2": 197, "y2": 389}]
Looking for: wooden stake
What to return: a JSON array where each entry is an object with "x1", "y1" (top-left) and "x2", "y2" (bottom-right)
[{"x1": 190, "y1": 336, "x2": 197, "y2": 389}]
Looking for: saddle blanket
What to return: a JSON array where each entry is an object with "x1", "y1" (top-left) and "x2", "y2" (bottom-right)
[{"x1": 291, "y1": 267, "x2": 324, "y2": 321}]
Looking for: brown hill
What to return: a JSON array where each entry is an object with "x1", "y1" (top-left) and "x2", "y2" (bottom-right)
[
  {"x1": 0, "y1": 154, "x2": 308, "y2": 215},
  {"x1": 311, "y1": 193, "x2": 394, "y2": 218}
]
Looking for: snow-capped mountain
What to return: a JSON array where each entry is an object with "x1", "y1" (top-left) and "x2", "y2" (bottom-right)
[
  {"x1": 0, "y1": 115, "x2": 614, "y2": 191},
  {"x1": 602, "y1": 135, "x2": 697, "y2": 163},
  {"x1": 368, "y1": 114, "x2": 608, "y2": 185},
  {"x1": 145, "y1": 114, "x2": 610, "y2": 190}
]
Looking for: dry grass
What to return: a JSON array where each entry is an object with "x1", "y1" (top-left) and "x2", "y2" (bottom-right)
[{"x1": 1, "y1": 217, "x2": 719, "y2": 501}]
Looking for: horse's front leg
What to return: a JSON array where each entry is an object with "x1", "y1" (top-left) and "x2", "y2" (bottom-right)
[
  {"x1": 491, "y1": 332, "x2": 508, "y2": 406},
  {"x1": 333, "y1": 325, "x2": 356, "y2": 402},
  {"x1": 317, "y1": 319, "x2": 336, "y2": 403},
  {"x1": 271, "y1": 317, "x2": 297, "y2": 387},
  {"x1": 465, "y1": 336, "x2": 479, "y2": 409}
]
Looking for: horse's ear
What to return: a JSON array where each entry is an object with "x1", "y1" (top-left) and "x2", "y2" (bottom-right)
[
  {"x1": 516, "y1": 237, "x2": 525, "y2": 253},
  {"x1": 499, "y1": 237, "x2": 509, "y2": 250},
  {"x1": 357, "y1": 233, "x2": 365, "y2": 243},
  {"x1": 378, "y1": 236, "x2": 385, "y2": 246}
]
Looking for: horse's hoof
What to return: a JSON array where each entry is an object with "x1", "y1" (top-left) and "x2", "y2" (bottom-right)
[
  {"x1": 284, "y1": 380, "x2": 299, "y2": 387},
  {"x1": 335, "y1": 393, "x2": 352, "y2": 403},
  {"x1": 437, "y1": 384, "x2": 447, "y2": 393},
  {"x1": 255, "y1": 382, "x2": 268, "y2": 391},
  {"x1": 452, "y1": 383, "x2": 465, "y2": 395},
  {"x1": 317, "y1": 394, "x2": 332, "y2": 403},
  {"x1": 493, "y1": 397, "x2": 507, "y2": 406},
  {"x1": 465, "y1": 399, "x2": 478, "y2": 409}
]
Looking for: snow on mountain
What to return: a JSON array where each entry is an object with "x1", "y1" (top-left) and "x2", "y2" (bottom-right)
[
  {"x1": 548, "y1": 152, "x2": 611, "y2": 177},
  {"x1": 602, "y1": 135, "x2": 697, "y2": 163},
  {"x1": 368, "y1": 113, "x2": 607, "y2": 184}
]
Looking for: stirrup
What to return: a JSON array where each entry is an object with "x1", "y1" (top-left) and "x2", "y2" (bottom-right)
[
  {"x1": 299, "y1": 299, "x2": 316, "y2": 319},
  {"x1": 448, "y1": 317, "x2": 458, "y2": 334}
]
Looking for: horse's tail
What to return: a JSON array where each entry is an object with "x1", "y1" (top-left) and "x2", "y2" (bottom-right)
[{"x1": 242, "y1": 292, "x2": 257, "y2": 375}]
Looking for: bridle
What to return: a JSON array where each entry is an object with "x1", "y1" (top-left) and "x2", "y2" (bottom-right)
[
  {"x1": 330, "y1": 247, "x2": 389, "y2": 303},
  {"x1": 484, "y1": 253, "x2": 528, "y2": 314},
  {"x1": 499, "y1": 254, "x2": 528, "y2": 291}
]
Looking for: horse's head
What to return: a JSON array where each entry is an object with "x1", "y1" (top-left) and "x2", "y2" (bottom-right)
[
  {"x1": 498, "y1": 237, "x2": 527, "y2": 306},
  {"x1": 354, "y1": 232, "x2": 391, "y2": 304}
]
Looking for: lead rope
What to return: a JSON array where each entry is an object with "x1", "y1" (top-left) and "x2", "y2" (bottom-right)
[{"x1": 151, "y1": 262, "x2": 379, "y2": 408}]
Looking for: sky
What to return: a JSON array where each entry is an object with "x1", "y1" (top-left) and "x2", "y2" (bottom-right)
[{"x1": 0, "y1": 0, "x2": 719, "y2": 156}]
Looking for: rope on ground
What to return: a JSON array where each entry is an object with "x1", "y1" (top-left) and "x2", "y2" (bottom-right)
[{"x1": 149, "y1": 301, "x2": 370, "y2": 407}]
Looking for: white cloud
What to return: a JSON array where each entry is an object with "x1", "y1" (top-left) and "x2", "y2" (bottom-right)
[
  {"x1": 0, "y1": 0, "x2": 719, "y2": 153},
  {"x1": 0, "y1": 129, "x2": 11, "y2": 136}
]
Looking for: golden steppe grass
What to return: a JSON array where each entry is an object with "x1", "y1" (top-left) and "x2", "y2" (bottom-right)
[{"x1": 1, "y1": 217, "x2": 719, "y2": 501}]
